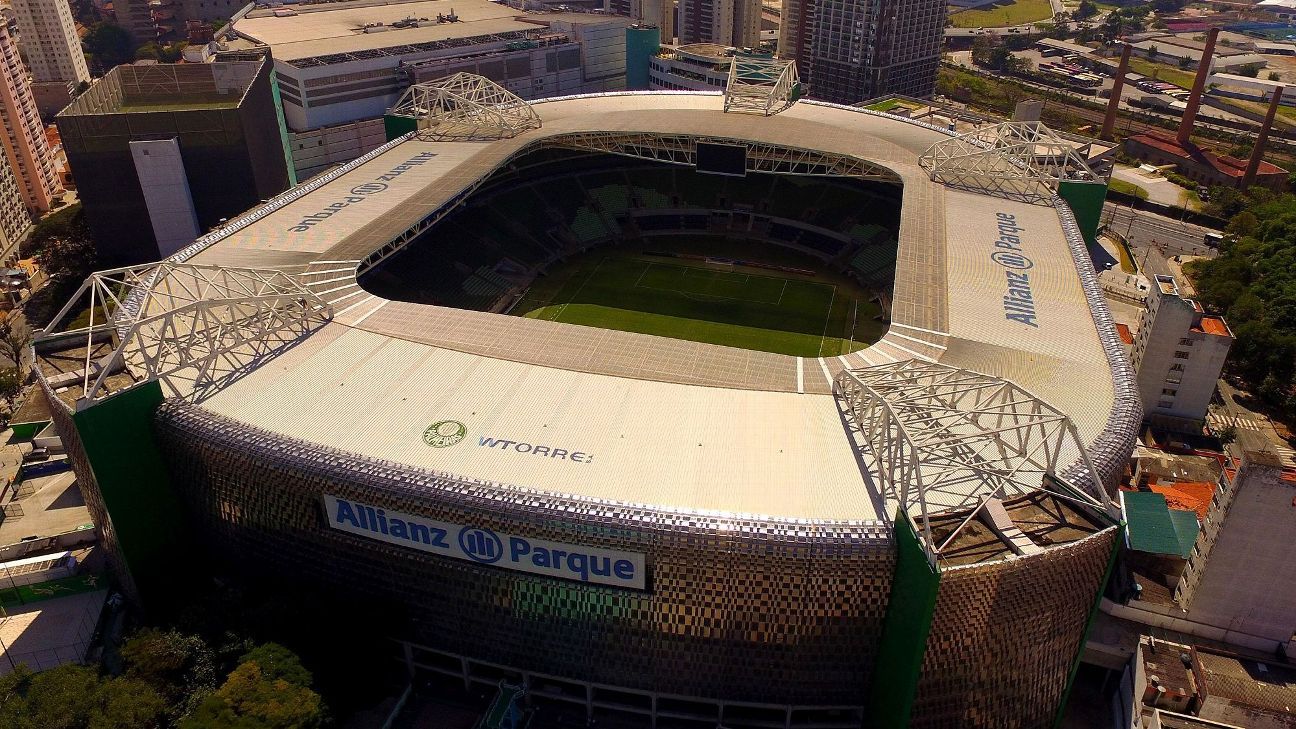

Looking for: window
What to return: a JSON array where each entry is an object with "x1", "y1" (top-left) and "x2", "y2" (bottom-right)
[
  {"x1": 1179, "y1": 338, "x2": 1194, "y2": 346},
  {"x1": 1162, "y1": 388, "x2": 1178, "y2": 396},
  {"x1": 1174, "y1": 351, "x2": 1190, "y2": 359},
  {"x1": 1170, "y1": 363, "x2": 1185, "y2": 372},
  {"x1": 1158, "y1": 400, "x2": 1173, "y2": 409}
]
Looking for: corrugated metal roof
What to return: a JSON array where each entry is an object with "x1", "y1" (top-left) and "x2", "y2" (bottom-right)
[{"x1": 1124, "y1": 491, "x2": 1198, "y2": 558}]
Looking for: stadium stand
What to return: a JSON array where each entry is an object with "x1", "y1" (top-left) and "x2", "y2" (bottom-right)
[{"x1": 362, "y1": 150, "x2": 901, "y2": 311}]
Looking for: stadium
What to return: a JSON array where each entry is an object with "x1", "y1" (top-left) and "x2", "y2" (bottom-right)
[{"x1": 35, "y1": 70, "x2": 1138, "y2": 729}]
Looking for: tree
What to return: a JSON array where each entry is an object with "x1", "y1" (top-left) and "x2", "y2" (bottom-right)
[
  {"x1": 180, "y1": 658, "x2": 325, "y2": 729},
  {"x1": 0, "y1": 314, "x2": 30, "y2": 368},
  {"x1": 120, "y1": 628, "x2": 219, "y2": 720},
  {"x1": 1075, "y1": 0, "x2": 1097, "y2": 19},
  {"x1": 0, "y1": 664, "x2": 167, "y2": 729},
  {"x1": 82, "y1": 23, "x2": 133, "y2": 75},
  {"x1": 1236, "y1": 63, "x2": 1264, "y2": 79},
  {"x1": 135, "y1": 41, "x2": 188, "y2": 63},
  {"x1": 1216, "y1": 423, "x2": 1237, "y2": 445},
  {"x1": 1270, "y1": 71, "x2": 1283, "y2": 81},
  {"x1": 0, "y1": 367, "x2": 23, "y2": 402},
  {"x1": 236, "y1": 644, "x2": 312, "y2": 688}
]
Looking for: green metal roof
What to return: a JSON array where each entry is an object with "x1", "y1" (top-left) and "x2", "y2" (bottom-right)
[{"x1": 1124, "y1": 491, "x2": 1199, "y2": 559}]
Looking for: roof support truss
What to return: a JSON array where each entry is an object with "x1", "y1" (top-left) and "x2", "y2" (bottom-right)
[
  {"x1": 918, "y1": 121, "x2": 1100, "y2": 202},
  {"x1": 723, "y1": 57, "x2": 799, "y2": 116},
  {"x1": 37, "y1": 262, "x2": 332, "y2": 407},
  {"x1": 546, "y1": 132, "x2": 899, "y2": 182},
  {"x1": 387, "y1": 72, "x2": 541, "y2": 141},
  {"x1": 833, "y1": 359, "x2": 1108, "y2": 560}
]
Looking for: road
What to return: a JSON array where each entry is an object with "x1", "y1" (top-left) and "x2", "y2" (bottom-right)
[{"x1": 1100, "y1": 203, "x2": 1219, "y2": 258}]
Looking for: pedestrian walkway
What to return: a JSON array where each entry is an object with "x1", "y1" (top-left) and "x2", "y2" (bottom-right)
[{"x1": 1208, "y1": 411, "x2": 1295, "y2": 465}]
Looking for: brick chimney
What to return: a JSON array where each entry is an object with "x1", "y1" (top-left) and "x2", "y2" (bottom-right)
[
  {"x1": 1243, "y1": 86, "x2": 1284, "y2": 188},
  {"x1": 1177, "y1": 27, "x2": 1220, "y2": 147},
  {"x1": 1102, "y1": 43, "x2": 1133, "y2": 141}
]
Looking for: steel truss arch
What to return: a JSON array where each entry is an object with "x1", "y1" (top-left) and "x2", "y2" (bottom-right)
[
  {"x1": 37, "y1": 262, "x2": 332, "y2": 407},
  {"x1": 545, "y1": 132, "x2": 900, "y2": 182},
  {"x1": 918, "y1": 121, "x2": 1100, "y2": 202},
  {"x1": 387, "y1": 73, "x2": 542, "y2": 141},
  {"x1": 834, "y1": 360, "x2": 1109, "y2": 559},
  {"x1": 723, "y1": 56, "x2": 800, "y2": 116}
]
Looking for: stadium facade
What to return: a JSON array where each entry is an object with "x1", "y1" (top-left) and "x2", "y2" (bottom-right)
[{"x1": 36, "y1": 79, "x2": 1138, "y2": 729}]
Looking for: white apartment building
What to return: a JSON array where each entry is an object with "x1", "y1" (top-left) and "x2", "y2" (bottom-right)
[
  {"x1": 1130, "y1": 275, "x2": 1233, "y2": 423},
  {"x1": 11, "y1": 0, "x2": 91, "y2": 116}
]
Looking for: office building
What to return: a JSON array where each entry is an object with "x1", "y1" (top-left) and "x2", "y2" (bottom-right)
[
  {"x1": 55, "y1": 60, "x2": 293, "y2": 265},
  {"x1": 1130, "y1": 275, "x2": 1232, "y2": 423},
  {"x1": 0, "y1": 17, "x2": 60, "y2": 214},
  {"x1": 648, "y1": 43, "x2": 734, "y2": 90},
  {"x1": 226, "y1": 0, "x2": 632, "y2": 180},
  {"x1": 779, "y1": 0, "x2": 945, "y2": 103},
  {"x1": 678, "y1": 0, "x2": 760, "y2": 47},
  {"x1": 11, "y1": 0, "x2": 92, "y2": 116}
]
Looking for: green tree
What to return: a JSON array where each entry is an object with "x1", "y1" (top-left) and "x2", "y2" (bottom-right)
[
  {"x1": 1236, "y1": 63, "x2": 1264, "y2": 79},
  {"x1": 120, "y1": 628, "x2": 219, "y2": 719},
  {"x1": 181, "y1": 661, "x2": 325, "y2": 729},
  {"x1": 82, "y1": 23, "x2": 134, "y2": 75},
  {"x1": 237, "y1": 644, "x2": 312, "y2": 688},
  {"x1": 1074, "y1": 0, "x2": 1097, "y2": 19},
  {"x1": 0, "y1": 367, "x2": 23, "y2": 402},
  {"x1": 0, "y1": 664, "x2": 166, "y2": 729}
]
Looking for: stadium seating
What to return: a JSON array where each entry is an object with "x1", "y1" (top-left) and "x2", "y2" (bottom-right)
[{"x1": 362, "y1": 148, "x2": 902, "y2": 312}]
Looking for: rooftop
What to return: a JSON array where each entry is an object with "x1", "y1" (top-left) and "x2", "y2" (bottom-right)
[
  {"x1": 1122, "y1": 490, "x2": 1199, "y2": 558},
  {"x1": 231, "y1": 0, "x2": 628, "y2": 62},
  {"x1": 1128, "y1": 130, "x2": 1288, "y2": 179},
  {"x1": 57, "y1": 61, "x2": 262, "y2": 116},
  {"x1": 35, "y1": 92, "x2": 1126, "y2": 527}
]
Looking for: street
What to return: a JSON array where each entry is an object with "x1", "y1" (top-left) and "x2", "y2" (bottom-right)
[{"x1": 1101, "y1": 203, "x2": 1219, "y2": 258}]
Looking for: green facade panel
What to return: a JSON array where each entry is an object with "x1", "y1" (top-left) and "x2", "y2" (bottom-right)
[
  {"x1": 869, "y1": 511, "x2": 941, "y2": 729},
  {"x1": 385, "y1": 114, "x2": 418, "y2": 142},
  {"x1": 71, "y1": 382, "x2": 189, "y2": 608},
  {"x1": 1058, "y1": 180, "x2": 1107, "y2": 246}
]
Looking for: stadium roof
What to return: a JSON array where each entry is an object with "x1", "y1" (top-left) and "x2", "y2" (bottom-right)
[
  {"x1": 231, "y1": 0, "x2": 629, "y2": 63},
  {"x1": 36, "y1": 92, "x2": 1135, "y2": 528}
]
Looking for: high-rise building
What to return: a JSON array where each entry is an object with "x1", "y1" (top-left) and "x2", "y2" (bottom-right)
[
  {"x1": 11, "y1": 0, "x2": 91, "y2": 116},
  {"x1": 55, "y1": 59, "x2": 293, "y2": 265},
  {"x1": 779, "y1": 0, "x2": 945, "y2": 104},
  {"x1": 0, "y1": 151, "x2": 34, "y2": 266},
  {"x1": 628, "y1": 0, "x2": 674, "y2": 41},
  {"x1": 0, "y1": 18, "x2": 60, "y2": 215},
  {"x1": 678, "y1": 0, "x2": 760, "y2": 47},
  {"x1": 1130, "y1": 275, "x2": 1233, "y2": 423}
]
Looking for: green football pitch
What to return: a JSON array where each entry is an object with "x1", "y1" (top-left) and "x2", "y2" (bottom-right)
[{"x1": 513, "y1": 254, "x2": 884, "y2": 357}]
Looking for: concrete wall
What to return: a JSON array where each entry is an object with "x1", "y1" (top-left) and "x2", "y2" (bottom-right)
[
  {"x1": 288, "y1": 118, "x2": 387, "y2": 182},
  {"x1": 1180, "y1": 461, "x2": 1296, "y2": 646}
]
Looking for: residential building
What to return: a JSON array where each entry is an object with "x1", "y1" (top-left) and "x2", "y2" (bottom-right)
[
  {"x1": 629, "y1": 0, "x2": 674, "y2": 41},
  {"x1": 778, "y1": 0, "x2": 945, "y2": 104},
  {"x1": 226, "y1": 0, "x2": 632, "y2": 180},
  {"x1": 678, "y1": 0, "x2": 760, "y2": 48},
  {"x1": 1173, "y1": 452, "x2": 1296, "y2": 649},
  {"x1": 112, "y1": 0, "x2": 244, "y2": 44},
  {"x1": 0, "y1": 153, "x2": 33, "y2": 266},
  {"x1": 11, "y1": 0, "x2": 92, "y2": 117},
  {"x1": 55, "y1": 60, "x2": 293, "y2": 265},
  {"x1": 1130, "y1": 275, "x2": 1232, "y2": 423},
  {"x1": 0, "y1": 17, "x2": 60, "y2": 214}
]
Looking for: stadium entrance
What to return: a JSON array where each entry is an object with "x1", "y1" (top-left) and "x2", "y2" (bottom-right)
[{"x1": 360, "y1": 148, "x2": 902, "y2": 357}]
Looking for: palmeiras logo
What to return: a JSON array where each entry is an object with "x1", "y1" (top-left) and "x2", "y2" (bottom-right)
[{"x1": 423, "y1": 420, "x2": 466, "y2": 448}]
